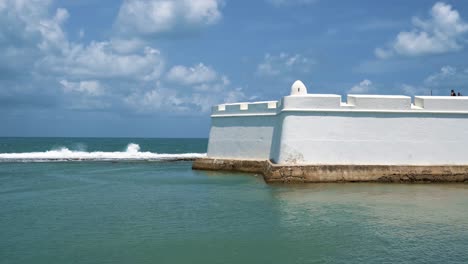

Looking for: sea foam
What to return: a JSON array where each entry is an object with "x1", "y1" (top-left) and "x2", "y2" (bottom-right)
[{"x1": 0, "y1": 143, "x2": 206, "y2": 162}]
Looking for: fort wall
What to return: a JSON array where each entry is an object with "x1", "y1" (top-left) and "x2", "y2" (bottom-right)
[{"x1": 205, "y1": 82, "x2": 468, "y2": 168}]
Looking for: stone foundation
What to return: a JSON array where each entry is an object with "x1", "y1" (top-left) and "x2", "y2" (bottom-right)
[
  {"x1": 192, "y1": 158, "x2": 265, "y2": 174},
  {"x1": 192, "y1": 158, "x2": 468, "y2": 183}
]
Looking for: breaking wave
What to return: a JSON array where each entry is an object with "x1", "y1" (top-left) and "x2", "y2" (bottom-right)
[{"x1": 0, "y1": 143, "x2": 206, "y2": 162}]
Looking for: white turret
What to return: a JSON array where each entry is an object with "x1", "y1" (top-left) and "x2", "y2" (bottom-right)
[{"x1": 290, "y1": 80, "x2": 308, "y2": 95}]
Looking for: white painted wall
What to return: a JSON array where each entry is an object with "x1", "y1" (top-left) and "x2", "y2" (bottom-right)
[
  {"x1": 282, "y1": 94, "x2": 342, "y2": 110},
  {"x1": 274, "y1": 112, "x2": 468, "y2": 165},
  {"x1": 207, "y1": 116, "x2": 277, "y2": 160},
  {"x1": 414, "y1": 96, "x2": 468, "y2": 111},
  {"x1": 347, "y1": 95, "x2": 411, "y2": 110},
  {"x1": 207, "y1": 89, "x2": 468, "y2": 165}
]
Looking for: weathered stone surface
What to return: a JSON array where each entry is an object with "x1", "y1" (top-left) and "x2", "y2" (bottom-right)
[
  {"x1": 192, "y1": 158, "x2": 265, "y2": 174},
  {"x1": 192, "y1": 158, "x2": 468, "y2": 183},
  {"x1": 264, "y1": 161, "x2": 468, "y2": 183}
]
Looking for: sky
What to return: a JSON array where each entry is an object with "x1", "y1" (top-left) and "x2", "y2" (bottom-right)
[{"x1": 1, "y1": 0, "x2": 468, "y2": 137}]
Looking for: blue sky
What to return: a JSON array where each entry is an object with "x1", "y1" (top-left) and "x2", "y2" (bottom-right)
[{"x1": 1, "y1": 0, "x2": 468, "y2": 137}]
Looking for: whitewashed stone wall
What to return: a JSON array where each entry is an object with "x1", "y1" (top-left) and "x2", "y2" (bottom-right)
[
  {"x1": 207, "y1": 102, "x2": 278, "y2": 160},
  {"x1": 207, "y1": 86, "x2": 468, "y2": 165}
]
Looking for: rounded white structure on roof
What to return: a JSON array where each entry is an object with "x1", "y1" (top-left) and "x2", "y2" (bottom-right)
[{"x1": 290, "y1": 80, "x2": 308, "y2": 95}]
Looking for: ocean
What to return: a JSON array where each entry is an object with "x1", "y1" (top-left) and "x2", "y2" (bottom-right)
[{"x1": 0, "y1": 137, "x2": 467, "y2": 264}]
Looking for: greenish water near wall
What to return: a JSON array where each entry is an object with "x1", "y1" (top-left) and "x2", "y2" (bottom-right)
[{"x1": 1, "y1": 138, "x2": 467, "y2": 263}]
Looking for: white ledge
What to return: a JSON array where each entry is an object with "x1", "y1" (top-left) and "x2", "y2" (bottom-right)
[{"x1": 212, "y1": 108, "x2": 468, "y2": 117}]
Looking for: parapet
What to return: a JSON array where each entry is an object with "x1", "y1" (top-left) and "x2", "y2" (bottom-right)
[
  {"x1": 212, "y1": 101, "x2": 278, "y2": 116},
  {"x1": 347, "y1": 95, "x2": 412, "y2": 110},
  {"x1": 211, "y1": 80, "x2": 468, "y2": 116},
  {"x1": 282, "y1": 94, "x2": 342, "y2": 110},
  {"x1": 414, "y1": 96, "x2": 468, "y2": 111}
]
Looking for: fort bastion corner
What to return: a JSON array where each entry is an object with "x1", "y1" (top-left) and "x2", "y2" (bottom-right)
[{"x1": 193, "y1": 80, "x2": 468, "y2": 183}]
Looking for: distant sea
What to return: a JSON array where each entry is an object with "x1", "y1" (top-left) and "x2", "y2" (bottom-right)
[{"x1": 1, "y1": 137, "x2": 467, "y2": 264}]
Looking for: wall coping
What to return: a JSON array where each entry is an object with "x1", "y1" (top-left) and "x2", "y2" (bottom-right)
[{"x1": 212, "y1": 94, "x2": 468, "y2": 117}]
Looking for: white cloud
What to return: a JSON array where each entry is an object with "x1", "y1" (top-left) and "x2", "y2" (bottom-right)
[
  {"x1": 0, "y1": 0, "x2": 51, "y2": 36},
  {"x1": 125, "y1": 86, "x2": 190, "y2": 113},
  {"x1": 59, "y1": 80, "x2": 104, "y2": 96},
  {"x1": 0, "y1": 0, "x2": 245, "y2": 115},
  {"x1": 0, "y1": 0, "x2": 55, "y2": 70},
  {"x1": 0, "y1": 0, "x2": 165, "y2": 83},
  {"x1": 424, "y1": 66, "x2": 468, "y2": 89},
  {"x1": 192, "y1": 75, "x2": 230, "y2": 92},
  {"x1": 0, "y1": 2, "x2": 69, "y2": 54},
  {"x1": 257, "y1": 52, "x2": 313, "y2": 76},
  {"x1": 167, "y1": 63, "x2": 218, "y2": 85},
  {"x1": 125, "y1": 84, "x2": 247, "y2": 114},
  {"x1": 376, "y1": 2, "x2": 468, "y2": 58},
  {"x1": 266, "y1": 0, "x2": 317, "y2": 7},
  {"x1": 0, "y1": 0, "x2": 166, "y2": 113},
  {"x1": 110, "y1": 38, "x2": 146, "y2": 54},
  {"x1": 39, "y1": 42, "x2": 165, "y2": 81},
  {"x1": 225, "y1": 87, "x2": 248, "y2": 103},
  {"x1": 424, "y1": 65, "x2": 457, "y2": 85},
  {"x1": 125, "y1": 62, "x2": 248, "y2": 113},
  {"x1": 115, "y1": 0, "x2": 223, "y2": 36},
  {"x1": 400, "y1": 84, "x2": 430, "y2": 96},
  {"x1": 348, "y1": 79, "x2": 374, "y2": 94},
  {"x1": 399, "y1": 66, "x2": 468, "y2": 96},
  {"x1": 374, "y1": 48, "x2": 393, "y2": 59},
  {"x1": 37, "y1": 7, "x2": 70, "y2": 52}
]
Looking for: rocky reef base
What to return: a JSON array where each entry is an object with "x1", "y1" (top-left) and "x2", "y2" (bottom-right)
[{"x1": 192, "y1": 158, "x2": 468, "y2": 183}]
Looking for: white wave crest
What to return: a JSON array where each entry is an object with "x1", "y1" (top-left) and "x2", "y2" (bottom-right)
[{"x1": 0, "y1": 143, "x2": 206, "y2": 162}]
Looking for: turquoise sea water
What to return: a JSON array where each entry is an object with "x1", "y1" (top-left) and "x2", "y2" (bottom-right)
[{"x1": 1, "y1": 138, "x2": 467, "y2": 264}]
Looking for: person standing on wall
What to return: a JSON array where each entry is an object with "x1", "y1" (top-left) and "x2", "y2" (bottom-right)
[{"x1": 451, "y1": 90, "x2": 456, "y2": 96}]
